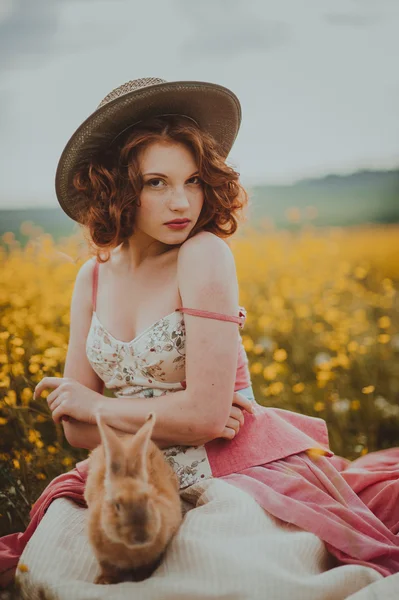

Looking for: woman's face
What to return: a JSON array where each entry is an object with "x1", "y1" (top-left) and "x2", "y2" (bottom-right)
[{"x1": 134, "y1": 140, "x2": 204, "y2": 246}]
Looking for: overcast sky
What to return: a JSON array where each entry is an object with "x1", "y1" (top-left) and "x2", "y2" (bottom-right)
[{"x1": 0, "y1": 0, "x2": 398, "y2": 209}]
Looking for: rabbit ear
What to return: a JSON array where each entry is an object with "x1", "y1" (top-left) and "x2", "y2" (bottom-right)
[
  {"x1": 126, "y1": 412, "x2": 156, "y2": 481},
  {"x1": 96, "y1": 412, "x2": 127, "y2": 478}
]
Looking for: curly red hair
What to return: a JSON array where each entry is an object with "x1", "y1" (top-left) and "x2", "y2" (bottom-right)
[{"x1": 72, "y1": 114, "x2": 249, "y2": 263}]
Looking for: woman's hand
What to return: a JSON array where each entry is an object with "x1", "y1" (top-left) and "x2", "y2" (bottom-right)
[
  {"x1": 33, "y1": 377, "x2": 103, "y2": 425},
  {"x1": 219, "y1": 391, "x2": 255, "y2": 440}
]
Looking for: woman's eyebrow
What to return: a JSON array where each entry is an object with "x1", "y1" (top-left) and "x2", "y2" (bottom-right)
[{"x1": 143, "y1": 171, "x2": 199, "y2": 178}]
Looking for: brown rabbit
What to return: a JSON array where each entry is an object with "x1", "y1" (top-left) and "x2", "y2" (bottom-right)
[{"x1": 83, "y1": 411, "x2": 183, "y2": 585}]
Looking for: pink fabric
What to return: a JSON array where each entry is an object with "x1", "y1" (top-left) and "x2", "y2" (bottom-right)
[
  {"x1": 176, "y1": 306, "x2": 246, "y2": 328},
  {"x1": 339, "y1": 448, "x2": 399, "y2": 535},
  {"x1": 206, "y1": 405, "x2": 331, "y2": 475},
  {"x1": 222, "y1": 452, "x2": 399, "y2": 578},
  {"x1": 2, "y1": 408, "x2": 399, "y2": 585}
]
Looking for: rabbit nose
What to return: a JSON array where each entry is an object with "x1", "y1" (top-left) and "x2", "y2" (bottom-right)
[
  {"x1": 128, "y1": 503, "x2": 148, "y2": 542},
  {"x1": 133, "y1": 529, "x2": 148, "y2": 544}
]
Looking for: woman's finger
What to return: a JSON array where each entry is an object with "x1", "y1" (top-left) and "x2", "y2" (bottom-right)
[
  {"x1": 225, "y1": 416, "x2": 241, "y2": 433},
  {"x1": 220, "y1": 427, "x2": 236, "y2": 440},
  {"x1": 34, "y1": 377, "x2": 64, "y2": 400},
  {"x1": 46, "y1": 387, "x2": 61, "y2": 410},
  {"x1": 229, "y1": 405, "x2": 244, "y2": 425},
  {"x1": 233, "y1": 392, "x2": 255, "y2": 413},
  {"x1": 52, "y1": 404, "x2": 63, "y2": 424}
]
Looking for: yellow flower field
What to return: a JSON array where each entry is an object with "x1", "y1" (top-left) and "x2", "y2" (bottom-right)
[{"x1": 0, "y1": 223, "x2": 399, "y2": 535}]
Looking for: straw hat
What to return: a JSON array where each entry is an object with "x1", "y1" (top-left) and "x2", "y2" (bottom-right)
[{"x1": 55, "y1": 77, "x2": 242, "y2": 223}]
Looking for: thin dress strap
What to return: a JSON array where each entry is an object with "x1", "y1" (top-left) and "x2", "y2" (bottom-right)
[
  {"x1": 92, "y1": 259, "x2": 99, "y2": 312},
  {"x1": 175, "y1": 306, "x2": 247, "y2": 329}
]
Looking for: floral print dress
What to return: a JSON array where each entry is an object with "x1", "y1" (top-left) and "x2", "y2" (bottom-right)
[{"x1": 86, "y1": 259, "x2": 249, "y2": 488}]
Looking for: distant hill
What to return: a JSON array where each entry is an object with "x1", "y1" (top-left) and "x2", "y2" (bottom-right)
[
  {"x1": 0, "y1": 168, "x2": 398, "y2": 244},
  {"x1": 0, "y1": 206, "x2": 80, "y2": 244},
  {"x1": 246, "y1": 168, "x2": 399, "y2": 228}
]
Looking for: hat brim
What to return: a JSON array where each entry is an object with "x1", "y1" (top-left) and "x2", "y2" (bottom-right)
[{"x1": 55, "y1": 80, "x2": 241, "y2": 223}]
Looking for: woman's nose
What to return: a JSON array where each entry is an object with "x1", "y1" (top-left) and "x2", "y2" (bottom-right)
[{"x1": 169, "y1": 187, "x2": 190, "y2": 209}]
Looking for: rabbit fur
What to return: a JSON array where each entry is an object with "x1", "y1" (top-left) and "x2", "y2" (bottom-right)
[{"x1": 83, "y1": 411, "x2": 183, "y2": 585}]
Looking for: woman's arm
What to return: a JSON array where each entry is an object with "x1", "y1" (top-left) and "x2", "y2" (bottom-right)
[
  {"x1": 65, "y1": 387, "x2": 253, "y2": 450},
  {"x1": 64, "y1": 391, "x2": 220, "y2": 451},
  {"x1": 68, "y1": 232, "x2": 243, "y2": 450},
  {"x1": 87, "y1": 388, "x2": 222, "y2": 448}
]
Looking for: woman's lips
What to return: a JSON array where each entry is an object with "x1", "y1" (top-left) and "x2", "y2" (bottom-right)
[{"x1": 165, "y1": 221, "x2": 190, "y2": 230}]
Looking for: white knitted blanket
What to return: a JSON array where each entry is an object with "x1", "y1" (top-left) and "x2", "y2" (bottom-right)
[{"x1": 15, "y1": 478, "x2": 399, "y2": 600}]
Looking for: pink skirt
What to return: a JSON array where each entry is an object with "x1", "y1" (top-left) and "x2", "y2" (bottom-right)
[
  {"x1": 222, "y1": 448, "x2": 399, "y2": 577},
  {"x1": 1, "y1": 446, "x2": 399, "y2": 587}
]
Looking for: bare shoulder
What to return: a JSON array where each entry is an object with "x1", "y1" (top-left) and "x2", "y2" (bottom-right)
[
  {"x1": 177, "y1": 232, "x2": 238, "y2": 306},
  {"x1": 178, "y1": 231, "x2": 235, "y2": 274},
  {"x1": 72, "y1": 256, "x2": 97, "y2": 310}
]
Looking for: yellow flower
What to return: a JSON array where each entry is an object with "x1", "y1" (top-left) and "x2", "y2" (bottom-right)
[
  {"x1": 378, "y1": 334, "x2": 390, "y2": 344},
  {"x1": 316, "y1": 371, "x2": 332, "y2": 382},
  {"x1": 36, "y1": 473, "x2": 47, "y2": 480},
  {"x1": 273, "y1": 348, "x2": 287, "y2": 362},
  {"x1": 253, "y1": 344, "x2": 264, "y2": 355},
  {"x1": 263, "y1": 364, "x2": 277, "y2": 381},
  {"x1": 314, "y1": 402, "x2": 325, "y2": 412},
  {"x1": 266, "y1": 381, "x2": 284, "y2": 396},
  {"x1": 378, "y1": 316, "x2": 391, "y2": 329},
  {"x1": 0, "y1": 376, "x2": 11, "y2": 389},
  {"x1": 28, "y1": 429, "x2": 41, "y2": 444},
  {"x1": 250, "y1": 362, "x2": 263, "y2": 375},
  {"x1": 21, "y1": 387, "x2": 33, "y2": 405},
  {"x1": 11, "y1": 362, "x2": 24, "y2": 376},
  {"x1": 0, "y1": 417, "x2": 7, "y2": 425},
  {"x1": 335, "y1": 353, "x2": 350, "y2": 369},
  {"x1": 242, "y1": 337, "x2": 254, "y2": 352},
  {"x1": 362, "y1": 386, "x2": 375, "y2": 394},
  {"x1": 18, "y1": 563, "x2": 29, "y2": 573},
  {"x1": 351, "y1": 400, "x2": 361, "y2": 410},
  {"x1": 47, "y1": 445, "x2": 58, "y2": 454},
  {"x1": 13, "y1": 459, "x2": 20, "y2": 469},
  {"x1": 292, "y1": 382, "x2": 305, "y2": 394},
  {"x1": 7, "y1": 390, "x2": 17, "y2": 405}
]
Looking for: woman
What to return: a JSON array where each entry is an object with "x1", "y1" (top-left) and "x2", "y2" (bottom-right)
[{"x1": 1, "y1": 77, "x2": 398, "y2": 599}]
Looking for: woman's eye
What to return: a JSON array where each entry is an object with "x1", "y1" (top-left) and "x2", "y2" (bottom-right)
[
  {"x1": 114, "y1": 502, "x2": 121, "y2": 511},
  {"x1": 146, "y1": 176, "x2": 202, "y2": 188},
  {"x1": 147, "y1": 178, "x2": 165, "y2": 188}
]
